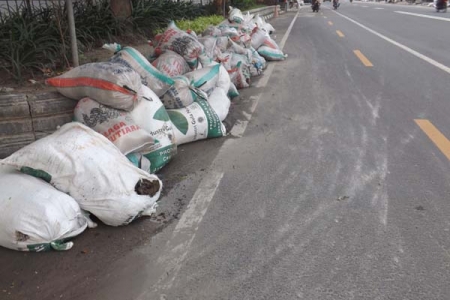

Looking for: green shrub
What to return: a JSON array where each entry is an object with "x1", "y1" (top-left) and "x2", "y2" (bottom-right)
[
  {"x1": 0, "y1": 0, "x2": 223, "y2": 83},
  {"x1": 175, "y1": 15, "x2": 224, "y2": 34},
  {"x1": 0, "y1": 9, "x2": 61, "y2": 82},
  {"x1": 131, "y1": 0, "x2": 207, "y2": 35},
  {"x1": 230, "y1": 0, "x2": 257, "y2": 9}
]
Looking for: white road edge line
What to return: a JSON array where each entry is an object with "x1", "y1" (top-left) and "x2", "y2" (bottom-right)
[
  {"x1": 395, "y1": 10, "x2": 450, "y2": 22},
  {"x1": 142, "y1": 171, "x2": 224, "y2": 297},
  {"x1": 231, "y1": 9, "x2": 300, "y2": 137},
  {"x1": 334, "y1": 10, "x2": 450, "y2": 75}
]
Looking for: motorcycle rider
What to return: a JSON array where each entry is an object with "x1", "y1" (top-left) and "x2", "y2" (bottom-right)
[
  {"x1": 312, "y1": 0, "x2": 321, "y2": 11},
  {"x1": 332, "y1": 0, "x2": 340, "y2": 8}
]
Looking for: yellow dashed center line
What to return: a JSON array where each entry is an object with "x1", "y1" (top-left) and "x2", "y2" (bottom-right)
[
  {"x1": 328, "y1": 21, "x2": 333, "y2": 25},
  {"x1": 336, "y1": 30, "x2": 345, "y2": 37},
  {"x1": 415, "y1": 119, "x2": 450, "y2": 161},
  {"x1": 353, "y1": 50, "x2": 373, "y2": 67}
]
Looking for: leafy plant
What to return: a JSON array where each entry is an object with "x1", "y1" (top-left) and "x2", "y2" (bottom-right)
[
  {"x1": 0, "y1": 9, "x2": 61, "y2": 82},
  {"x1": 175, "y1": 15, "x2": 224, "y2": 34},
  {"x1": 231, "y1": 0, "x2": 257, "y2": 9},
  {"x1": 131, "y1": 0, "x2": 207, "y2": 35}
]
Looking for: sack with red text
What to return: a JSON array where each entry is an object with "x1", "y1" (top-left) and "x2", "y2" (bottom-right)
[
  {"x1": 46, "y1": 62, "x2": 141, "y2": 111},
  {"x1": 74, "y1": 97, "x2": 155, "y2": 155},
  {"x1": 151, "y1": 50, "x2": 191, "y2": 77},
  {"x1": 1, "y1": 123, "x2": 163, "y2": 227}
]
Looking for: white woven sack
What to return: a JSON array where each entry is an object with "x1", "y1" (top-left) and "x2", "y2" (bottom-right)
[
  {"x1": 167, "y1": 99, "x2": 226, "y2": 145},
  {"x1": 1, "y1": 123, "x2": 163, "y2": 227},
  {"x1": 228, "y1": 6, "x2": 244, "y2": 24},
  {"x1": 0, "y1": 166, "x2": 93, "y2": 252},
  {"x1": 109, "y1": 46, "x2": 174, "y2": 97},
  {"x1": 185, "y1": 64, "x2": 221, "y2": 96},
  {"x1": 208, "y1": 87, "x2": 230, "y2": 122},
  {"x1": 258, "y1": 46, "x2": 287, "y2": 61},
  {"x1": 46, "y1": 62, "x2": 141, "y2": 111},
  {"x1": 74, "y1": 97, "x2": 155, "y2": 155},
  {"x1": 154, "y1": 21, "x2": 204, "y2": 69},
  {"x1": 251, "y1": 27, "x2": 270, "y2": 50},
  {"x1": 151, "y1": 50, "x2": 191, "y2": 77},
  {"x1": 160, "y1": 75, "x2": 197, "y2": 109},
  {"x1": 130, "y1": 85, "x2": 177, "y2": 173}
]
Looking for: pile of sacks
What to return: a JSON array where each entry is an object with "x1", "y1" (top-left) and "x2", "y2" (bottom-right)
[{"x1": 0, "y1": 7, "x2": 286, "y2": 252}]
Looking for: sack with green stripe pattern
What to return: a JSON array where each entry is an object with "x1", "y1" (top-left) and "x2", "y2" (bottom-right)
[
  {"x1": 167, "y1": 99, "x2": 226, "y2": 145},
  {"x1": 109, "y1": 46, "x2": 174, "y2": 97},
  {"x1": 0, "y1": 166, "x2": 94, "y2": 252},
  {"x1": 130, "y1": 85, "x2": 177, "y2": 173},
  {"x1": 160, "y1": 64, "x2": 220, "y2": 109},
  {"x1": 257, "y1": 45, "x2": 287, "y2": 61},
  {"x1": 185, "y1": 64, "x2": 221, "y2": 95}
]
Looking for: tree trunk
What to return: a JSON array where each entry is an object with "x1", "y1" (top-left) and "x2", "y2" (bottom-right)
[{"x1": 110, "y1": 0, "x2": 132, "y2": 20}]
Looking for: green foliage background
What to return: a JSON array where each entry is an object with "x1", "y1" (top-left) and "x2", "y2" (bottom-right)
[{"x1": 0, "y1": 0, "x2": 259, "y2": 83}]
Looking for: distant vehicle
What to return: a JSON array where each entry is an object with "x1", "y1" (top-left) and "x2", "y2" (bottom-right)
[{"x1": 304, "y1": 0, "x2": 312, "y2": 3}]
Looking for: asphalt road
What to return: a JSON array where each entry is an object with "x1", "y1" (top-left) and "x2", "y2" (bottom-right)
[
  {"x1": 3, "y1": 2, "x2": 450, "y2": 300},
  {"x1": 98, "y1": 3, "x2": 450, "y2": 300}
]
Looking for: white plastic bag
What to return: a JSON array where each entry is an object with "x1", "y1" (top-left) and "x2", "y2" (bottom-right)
[
  {"x1": 46, "y1": 62, "x2": 141, "y2": 111},
  {"x1": 109, "y1": 46, "x2": 174, "y2": 97},
  {"x1": 167, "y1": 99, "x2": 226, "y2": 145},
  {"x1": 130, "y1": 85, "x2": 177, "y2": 173},
  {"x1": 0, "y1": 166, "x2": 93, "y2": 252},
  {"x1": 74, "y1": 97, "x2": 155, "y2": 155},
  {"x1": 1, "y1": 123, "x2": 163, "y2": 227}
]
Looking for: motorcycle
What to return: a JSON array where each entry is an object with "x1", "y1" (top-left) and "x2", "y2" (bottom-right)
[
  {"x1": 333, "y1": 0, "x2": 340, "y2": 9},
  {"x1": 435, "y1": 0, "x2": 447, "y2": 12},
  {"x1": 312, "y1": 0, "x2": 320, "y2": 12}
]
